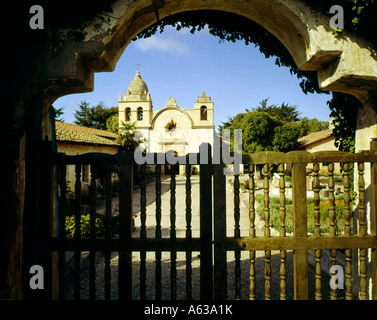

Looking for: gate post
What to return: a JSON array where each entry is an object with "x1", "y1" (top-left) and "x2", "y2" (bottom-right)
[
  {"x1": 118, "y1": 153, "x2": 133, "y2": 300},
  {"x1": 199, "y1": 143, "x2": 213, "y2": 299},
  {"x1": 371, "y1": 138, "x2": 377, "y2": 299},
  {"x1": 32, "y1": 140, "x2": 54, "y2": 299},
  {"x1": 213, "y1": 157, "x2": 227, "y2": 299},
  {"x1": 292, "y1": 162, "x2": 308, "y2": 300}
]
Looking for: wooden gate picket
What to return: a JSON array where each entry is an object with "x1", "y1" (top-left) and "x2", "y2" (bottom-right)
[
  {"x1": 291, "y1": 162, "x2": 308, "y2": 300},
  {"x1": 43, "y1": 142, "x2": 377, "y2": 300},
  {"x1": 118, "y1": 160, "x2": 133, "y2": 300},
  {"x1": 199, "y1": 144, "x2": 213, "y2": 299},
  {"x1": 213, "y1": 160, "x2": 227, "y2": 299}
]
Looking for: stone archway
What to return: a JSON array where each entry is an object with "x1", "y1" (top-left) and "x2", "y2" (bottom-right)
[
  {"x1": 3, "y1": 0, "x2": 377, "y2": 299},
  {"x1": 31, "y1": 0, "x2": 377, "y2": 152},
  {"x1": 42, "y1": 0, "x2": 377, "y2": 105}
]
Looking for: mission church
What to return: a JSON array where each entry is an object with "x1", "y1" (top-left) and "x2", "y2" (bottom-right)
[{"x1": 118, "y1": 71, "x2": 215, "y2": 172}]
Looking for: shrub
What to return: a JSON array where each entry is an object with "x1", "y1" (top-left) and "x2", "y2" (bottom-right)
[
  {"x1": 65, "y1": 211, "x2": 105, "y2": 238},
  {"x1": 255, "y1": 194, "x2": 293, "y2": 233},
  {"x1": 255, "y1": 194, "x2": 351, "y2": 235}
]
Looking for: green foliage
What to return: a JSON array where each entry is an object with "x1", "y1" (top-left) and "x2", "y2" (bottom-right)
[
  {"x1": 230, "y1": 110, "x2": 280, "y2": 153},
  {"x1": 255, "y1": 194, "x2": 353, "y2": 235},
  {"x1": 218, "y1": 115, "x2": 236, "y2": 131},
  {"x1": 74, "y1": 100, "x2": 118, "y2": 131},
  {"x1": 306, "y1": 196, "x2": 354, "y2": 235},
  {"x1": 327, "y1": 92, "x2": 359, "y2": 152},
  {"x1": 222, "y1": 98, "x2": 333, "y2": 153},
  {"x1": 106, "y1": 113, "x2": 119, "y2": 133},
  {"x1": 52, "y1": 105, "x2": 65, "y2": 122},
  {"x1": 65, "y1": 211, "x2": 105, "y2": 238},
  {"x1": 272, "y1": 122, "x2": 301, "y2": 152},
  {"x1": 296, "y1": 117, "x2": 329, "y2": 136},
  {"x1": 252, "y1": 98, "x2": 301, "y2": 122},
  {"x1": 223, "y1": 99, "x2": 324, "y2": 153},
  {"x1": 73, "y1": 100, "x2": 91, "y2": 126},
  {"x1": 304, "y1": 0, "x2": 377, "y2": 45},
  {"x1": 116, "y1": 121, "x2": 140, "y2": 152},
  {"x1": 255, "y1": 194, "x2": 294, "y2": 234}
]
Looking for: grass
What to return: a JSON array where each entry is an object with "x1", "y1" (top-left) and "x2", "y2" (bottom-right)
[{"x1": 254, "y1": 194, "x2": 352, "y2": 235}]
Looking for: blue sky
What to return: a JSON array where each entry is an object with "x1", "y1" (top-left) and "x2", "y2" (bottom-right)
[{"x1": 54, "y1": 26, "x2": 332, "y2": 128}]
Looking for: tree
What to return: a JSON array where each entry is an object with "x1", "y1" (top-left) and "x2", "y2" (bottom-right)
[
  {"x1": 272, "y1": 122, "x2": 301, "y2": 152},
  {"x1": 74, "y1": 101, "x2": 118, "y2": 131},
  {"x1": 115, "y1": 121, "x2": 140, "y2": 152},
  {"x1": 327, "y1": 91, "x2": 358, "y2": 152},
  {"x1": 236, "y1": 111, "x2": 280, "y2": 153},
  {"x1": 218, "y1": 115, "x2": 235, "y2": 131},
  {"x1": 73, "y1": 100, "x2": 91, "y2": 127},
  {"x1": 91, "y1": 103, "x2": 118, "y2": 130},
  {"x1": 222, "y1": 99, "x2": 330, "y2": 153},
  {"x1": 52, "y1": 106, "x2": 65, "y2": 122},
  {"x1": 225, "y1": 100, "x2": 301, "y2": 153},
  {"x1": 106, "y1": 113, "x2": 119, "y2": 133},
  {"x1": 297, "y1": 117, "x2": 329, "y2": 137},
  {"x1": 252, "y1": 98, "x2": 301, "y2": 122}
]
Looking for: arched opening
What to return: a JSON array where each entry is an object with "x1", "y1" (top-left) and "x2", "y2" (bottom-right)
[
  {"x1": 47, "y1": 4, "x2": 377, "y2": 157},
  {"x1": 48, "y1": 5, "x2": 375, "y2": 300},
  {"x1": 137, "y1": 107, "x2": 143, "y2": 121},
  {"x1": 200, "y1": 106, "x2": 207, "y2": 121},
  {"x1": 125, "y1": 107, "x2": 131, "y2": 121},
  {"x1": 4, "y1": 0, "x2": 377, "y2": 301}
]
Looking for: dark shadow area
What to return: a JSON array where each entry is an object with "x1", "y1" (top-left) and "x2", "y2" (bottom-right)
[{"x1": 64, "y1": 249, "x2": 345, "y2": 300}]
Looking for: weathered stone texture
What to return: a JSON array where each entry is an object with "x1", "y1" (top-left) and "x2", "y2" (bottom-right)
[{"x1": 3, "y1": 0, "x2": 377, "y2": 299}]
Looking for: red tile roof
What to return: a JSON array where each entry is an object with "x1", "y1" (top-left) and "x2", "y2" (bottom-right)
[
  {"x1": 297, "y1": 128, "x2": 333, "y2": 149},
  {"x1": 55, "y1": 121, "x2": 119, "y2": 146}
]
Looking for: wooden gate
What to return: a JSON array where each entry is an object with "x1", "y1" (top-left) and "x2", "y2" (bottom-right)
[{"x1": 39, "y1": 142, "x2": 377, "y2": 300}]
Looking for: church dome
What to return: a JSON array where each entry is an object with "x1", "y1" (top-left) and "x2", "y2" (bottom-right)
[{"x1": 127, "y1": 71, "x2": 149, "y2": 95}]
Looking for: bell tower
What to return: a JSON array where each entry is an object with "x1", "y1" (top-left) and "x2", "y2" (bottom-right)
[
  {"x1": 118, "y1": 71, "x2": 153, "y2": 128},
  {"x1": 193, "y1": 90, "x2": 214, "y2": 127}
]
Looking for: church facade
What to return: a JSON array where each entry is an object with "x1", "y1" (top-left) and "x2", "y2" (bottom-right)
[{"x1": 118, "y1": 71, "x2": 215, "y2": 172}]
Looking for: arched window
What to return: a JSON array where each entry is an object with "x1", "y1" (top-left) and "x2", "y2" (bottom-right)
[
  {"x1": 137, "y1": 107, "x2": 143, "y2": 121},
  {"x1": 125, "y1": 107, "x2": 131, "y2": 121},
  {"x1": 200, "y1": 106, "x2": 207, "y2": 121}
]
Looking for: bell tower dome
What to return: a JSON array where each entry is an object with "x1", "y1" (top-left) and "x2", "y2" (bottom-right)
[
  {"x1": 126, "y1": 71, "x2": 150, "y2": 100},
  {"x1": 118, "y1": 70, "x2": 153, "y2": 128}
]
